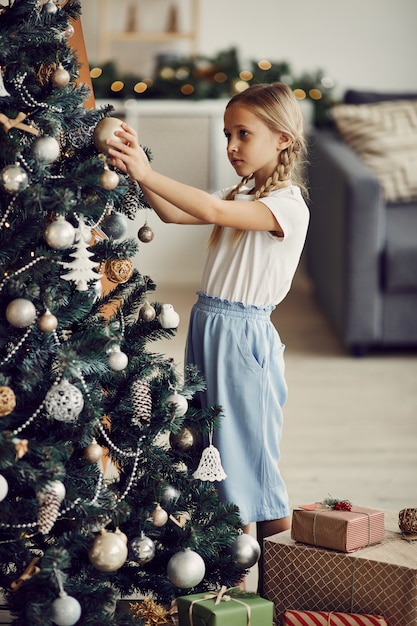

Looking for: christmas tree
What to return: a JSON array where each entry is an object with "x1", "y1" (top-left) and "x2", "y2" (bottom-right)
[{"x1": 0, "y1": 2, "x2": 256, "y2": 625}]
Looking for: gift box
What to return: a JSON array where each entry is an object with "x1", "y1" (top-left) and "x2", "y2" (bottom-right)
[
  {"x1": 282, "y1": 610, "x2": 387, "y2": 625},
  {"x1": 176, "y1": 588, "x2": 274, "y2": 626},
  {"x1": 264, "y1": 511, "x2": 417, "y2": 626},
  {"x1": 291, "y1": 504, "x2": 384, "y2": 552}
]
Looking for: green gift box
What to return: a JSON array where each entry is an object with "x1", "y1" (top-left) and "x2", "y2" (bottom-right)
[{"x1": 177, "y1": 588, "x2": 274, "y2": 626}]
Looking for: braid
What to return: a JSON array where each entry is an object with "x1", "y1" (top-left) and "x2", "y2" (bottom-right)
[{"x1": 208, "y1": 175, "x2": 253, "y2": 248}]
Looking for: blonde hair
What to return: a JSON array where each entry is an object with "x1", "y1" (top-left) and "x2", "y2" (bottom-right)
[{"x1": 209, "y1": 82, "x2": 307, "y2": 248}]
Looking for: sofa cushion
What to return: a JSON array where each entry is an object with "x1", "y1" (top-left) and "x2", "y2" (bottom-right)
[
  {"x1": 344, "y1": 89, "x2": 417, "y2": 104},
  {"x1": 331, "y1": 99, "x2": 417, "y2": 203},
  {"x1": 384, "y1": 202, "x2": 417, "y2": 292}
]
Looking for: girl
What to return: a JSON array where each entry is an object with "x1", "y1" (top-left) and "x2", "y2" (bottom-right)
[{"x1": 107, "y1": 82, "x2": 309, "y2": 593}]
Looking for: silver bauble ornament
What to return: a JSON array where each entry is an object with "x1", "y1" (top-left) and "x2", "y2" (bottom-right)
[
  {"x1": 38, "y1": 309, "x2": 58, "y2": 332},
  {"x1": 0, "y1": 474, "x2": 9, "y2": 502},
  {"x1": 6, "y1": 298, "x2": 36, "y2": 328},
  {"x1": 158, "y1": 303, "x2": 180, "y2": 329},
  {"x1": 108, "y1": 346, "x2": 128, "y2": 371},
  {"x1": 51, "y1": 592, "x2": 82, "y2": 626},
  {"x1": 167, "y1": 548, "x2": 205, "y2": 588},
  {"x1": 93, "y1": 117, "x2": 124, "y2": 154},
  {"x1": 150, "y1": 503, "x2": 169, "y2": 527},
  {"x1": 51, "y1": 64, "x2": 70, "y2": 88},
  {"x1": 100, "y1": 168, "x2": 120, "y2": 190},
  {"x1": 139, "y1": 302, "x2": 156, "y2": 322},
  {"x1": 160, "y1": 484, "x2": 180, "y2": 506},
  {"x1": 43, "y1": 0, "x2": 58, "y2": 14},
  {"x1": 129, "y1": 532, "x2": 155, "y2": 564},
  {"x1": 89, "y1": 529, "x2": 128, "y2": 572},
  {"x1": 230, "y1": 533, "x2": 261, "y2": 569},
  {"x1": 64, "y1": 23, "x2": 75, "y2": 38},
  {"x1": 32, "y1": 136, "x2": 60, "y2": 163},
  {"x1": 44, "y1": 379, "x2": 84, "y2": 423},
  {"x1": 102, "y1": 212, "x2": 127, "y2": 239},
  {"x1": 45, "y1": 215, "x2": 75, "y2": 250},
  {"x1": 0, "y1": 163, "x2": 29, "y2": 193},
  {"x1": 138, "y1": 223, "x2": 154, "y2": 243},
  {"x1": 165, "y1": 392, "x2": 188, "y2": 418}
]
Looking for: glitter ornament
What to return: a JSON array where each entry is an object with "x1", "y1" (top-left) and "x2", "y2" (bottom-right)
[
  {"x1": 100, "y1": 166, "x2": 120, "y2": 191},
  {"x1": 89, "y1": 529, "x2": 128, "y2": 572},
  {"x1": 104, "y1": 258, "x2": 134, "y2": 283},
  {"x1": 167, "y1": 548, "x2": 205, "y2": 588},
  {"x1": 0, "y1": 474, "x2": 9, "y2": 502},
  {"x1": 158, "y1": 303, "x2": 180, "y2": 329},
  {"x1": 131, "y1": 378, "x2": 152, "y2": 424},
  {"x1": 51, "y1": 592, "x2": 82, "y2": 626},
  {"x1": 38, "y1": 309, "x2": 58, "y2": 332},
  {"x1": 0, "y1": 385, "x2": 16, "y2": 416},
  {"x1": 139, "y1": 301, "x2": 156, "y2": 322},
  {"x1": 129, "y1": 532, "x2": 155, "y2": 564},
  {"x1": 108, "y1": 346, "x2": 128, "y2": 371},
  {"x1": 45, "y1": 215, "x2": 75, "y2": 250},
  {"x1": 51, "y1": 63, "x2": 70, "y2": 88},
  {"x1": 93, "y1": 117, "x2": 124, "y2": 154},
  {"x1": 84, "y1": 439, "x2": 103, "y2": 463},
  {"x1": 150, "y1": 503, "x2": 169, "y2": 527},
  {"x1": 164, "y1": 391, "x2": 188, "y2": 417},
  {"x1": 230, "y1": 532, "x2": 261, "y2": 569},
  {"x1": 101, "y1": 212, "x2": 127, "y2": 239},
  {"x1": 6, "y1": 298, "x2": 36, "y2": 328},
  {"x1": 36, "y1": 480, "x2": 66, "y2": 534},
  {"x1": 32, "y1": 135, "x2": 60, "y2": 163},
  {"x1": 138, "y1": 223, "x2": 154, "y2": 243},
  {"x1": 0, "y1": 163, "x2": 29, "y2": 193},
  {"x1": 44, "y1": 379, "x2": 84, "y2": 423}
]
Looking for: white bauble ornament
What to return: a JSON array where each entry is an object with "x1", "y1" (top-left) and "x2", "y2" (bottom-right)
[
  {"x1": 93, "y1": 117, "x2": 124, "y2": 154},
  {"x1": 51, "y1": 592, "x2": 82, "y2": 626},
  {"x1": 32, "y1": 136, "x2": 60, "y2": 163},
  {"x1": 44, "y1": 379, "x2": 84, "y2": 423},
  {"x1": 89, "y1": 529, "x2": 128, "y2": 572},
  {"x1": 129, "y1": 532, "x2": 155, "y2": 564},
  {"x1": 158, "y1": 304, "x2": 179, "y2": 329},
  {"x1": 0, "y1": 474, "x2": 9, "y2": 502},
  {"x1": 64, "y1": 23, "x2": 75, "y2": 38},
  {"x1": 165, "y1": 392, "x2": 188, "y2": 418},
  {"x1": 43, "y1": 0, "x2": 58, "y2": 14},
  {"x1": 230, "y1": 533, "x2": 261, "y2": 569},
  {"x1": 45, "y1": 215, "x2": 75, "y2": 250},
  {"x1": 167, "y1": 548, "x2": 205, "y2": 588},
  {"x1": 108, "y1": 346, "x2": 128, "y2": 371},
  {"x1": 6, "y1": 298, "x2": 36, "y2": 328},
  {"x1": 0, "y1": 163, "x2": 29, "y2": 193},
  {"x1": 102, "y1": 212, "x2": 127, "y2": 239}
]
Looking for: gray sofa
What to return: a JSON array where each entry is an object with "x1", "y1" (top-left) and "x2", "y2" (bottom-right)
[{"x1": 306, "y1": 90, "x2": 417, "y2": 355}]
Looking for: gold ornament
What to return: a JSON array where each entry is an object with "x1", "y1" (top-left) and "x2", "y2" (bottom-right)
[
  {"x1": 93, "y1": 117, "x2": 124, "y2": 154},
  {"x1": 0, "y1": 385, "x2": 16, "y2": 416},
  {"x1": 51, "y1": 63, "x2": 70, "y2": 88},
  {"x1": 104, "y1": 258, "x2": 134, "y2": 283},
  {"x1": 150, "y1": 503, "x2": 168, "y2": 527},
  {"x1": 100, "y1": 166, "x2": 119, "y2": 190},
  {"x1": 38, "y1": 309, "x2": 58, "y2": 333},
  {"x1": 130, "y1": 597, "x2": 171, "y2": 626},
  {"x1": 84, "y1": 439, "x2": 103, "y2": 463}
]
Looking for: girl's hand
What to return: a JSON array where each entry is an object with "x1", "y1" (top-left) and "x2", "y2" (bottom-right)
[{"x1": 106, "y1": 123, "x2": 151, "y2": 182}]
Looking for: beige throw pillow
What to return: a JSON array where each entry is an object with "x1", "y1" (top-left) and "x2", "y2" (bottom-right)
[{"x1": 331, "y1": 100, "x2": 417, "y2": 202}]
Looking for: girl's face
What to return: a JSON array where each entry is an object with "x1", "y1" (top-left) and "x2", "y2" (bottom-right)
[{"x1": 223, "y1": 102, "x2": 291, "y2": 190}]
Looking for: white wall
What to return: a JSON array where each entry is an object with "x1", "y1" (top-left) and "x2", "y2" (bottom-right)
[{"x1": 81, "y1": 0, "x2": 417, "y2": 287}]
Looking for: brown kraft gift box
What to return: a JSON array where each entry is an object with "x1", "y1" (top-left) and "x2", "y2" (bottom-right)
[
  {"x1": 291, "y1": 504, "x2": 385, "y2": 552},
  {"x1": 263, "y1": 512, "x2": 417, "y2": 626}
]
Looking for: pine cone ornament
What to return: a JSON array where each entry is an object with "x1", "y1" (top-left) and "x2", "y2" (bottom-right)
[
  {"x1": 36, "y1": 480, "x2": 66, "y2": 534},
  {"x1": 131, "y1": 379, "x2": 152, "y2": 425}
]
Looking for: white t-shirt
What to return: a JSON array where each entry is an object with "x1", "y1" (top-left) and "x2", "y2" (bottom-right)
[{"x1": 200, "y1": 185, "x2": 309, "y2": 307}]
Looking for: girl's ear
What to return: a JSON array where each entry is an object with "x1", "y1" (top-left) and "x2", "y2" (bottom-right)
[{"x1": 277, "y1": 132, "x2": 292, "y2": 150}]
